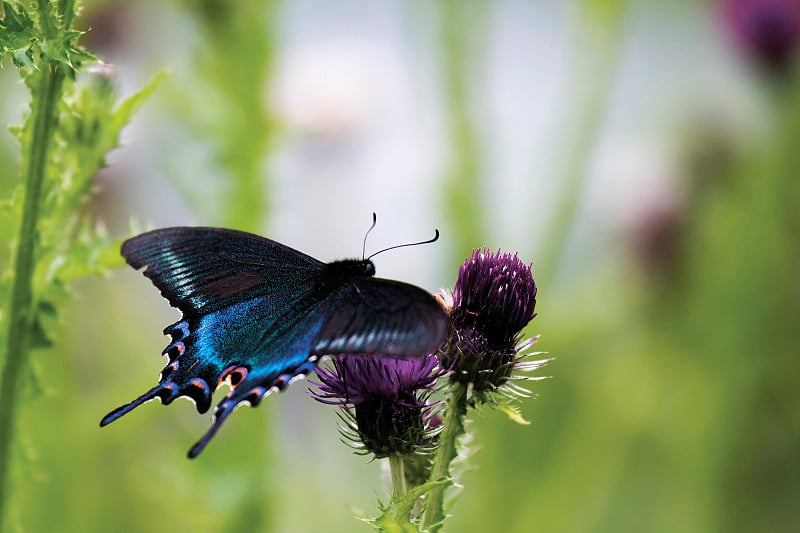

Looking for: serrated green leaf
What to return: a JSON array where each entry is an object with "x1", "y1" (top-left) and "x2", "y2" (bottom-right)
[
  {"x1": 8, "y1": 123, "x2": 22, "y2": 139},
  {"x1": 366, "y1": 479, "x2": 448, "y2": 533},
  {"x1": 111, "y1": 70, "x2": 167, "y2": 130},
  {"x1": 0, "y1": 3, "x2": 136, "y2": 525},
  {"x1": 39, "y1": 37, "x2": 62, "y2": 64},
  {"x1": 0, "y1": 1, "x2": 36, "y2": 56},
  {"x1": 11, "y1": 47, "x2": 33, "y2": 68},
  {"x1": 1, "y1": 0, "x2": 96, "y2": 74},
  {"x1": 394, "y1": 479, "x2": 447, "y2": 522},
  {"x1": 55, "y1": 235, "x2": 127, "y2": 283},
  {"x1": 369, "y1": 518, "x2": 420, "y2": 533},
  {"x1": 28, "y1": 67, "x2": 161, "y2": 298}
]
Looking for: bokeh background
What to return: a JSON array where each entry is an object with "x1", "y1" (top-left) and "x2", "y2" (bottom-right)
[{"x1": 1, "y1": 0, "x2": 799, "y2": 531}]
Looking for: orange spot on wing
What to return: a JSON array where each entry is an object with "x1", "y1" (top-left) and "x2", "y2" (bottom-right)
[{"x1": 218, "y1": 365, "x2": 249, "y2": 389}]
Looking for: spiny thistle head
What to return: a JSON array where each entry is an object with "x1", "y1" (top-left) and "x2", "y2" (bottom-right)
[
  {"x1": 310, "y1": 354, "x2": 443, "y2": 458},
  {"x1": 442, "y1": 248, "x2": 544, "y2": 403},
  {"x1": 451, "y1": 248, "x2": 537, "y2": 345}
]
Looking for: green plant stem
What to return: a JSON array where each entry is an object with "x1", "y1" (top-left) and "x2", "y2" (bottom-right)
[
  {"x1": 422, "y1": 382, "x2": 468, "y2": 532},
  {"x1": 36, "y1": 0, "x2": 55, "y2": 37},
  {"x1": 389, "y1": 454, "x2": 408, "y2": 501},
  {"x1": 0, "y1": 63, "x2": 66, "y2": 526}
]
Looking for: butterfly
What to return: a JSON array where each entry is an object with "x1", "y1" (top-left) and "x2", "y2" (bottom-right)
[{"x1": 100, "y1": 220, "x2": 449, "y2": 458}]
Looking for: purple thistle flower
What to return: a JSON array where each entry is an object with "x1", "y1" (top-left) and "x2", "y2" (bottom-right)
[
  {"x1": 443, "y1": 248, "x2": 544, "y2": 400},
  {"x1": 720, "y1": 0, "x2": 800, "y2": 73},
  {"x1": 310, "y1": 354, "x2": 443, "y2": 458},
  {"x1": 451, "y1": 248, "x2": 537, "y2": 345}
]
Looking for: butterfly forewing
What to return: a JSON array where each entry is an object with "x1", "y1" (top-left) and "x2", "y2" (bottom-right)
[{"x1": 121, "y1": 227, "x2": 324, "y2": 315}]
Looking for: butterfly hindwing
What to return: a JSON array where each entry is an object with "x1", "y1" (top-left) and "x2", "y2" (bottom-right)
[
  {"x1": 179, "y1": 294, "x2": 328, "y2": 458},
  {"x1": 101, "y1": 293, "x2": 326, "y2": 456}
]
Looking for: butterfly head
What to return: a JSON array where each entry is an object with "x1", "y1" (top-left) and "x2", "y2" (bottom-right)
[{"x1": 321, "y1": 259, "x2": 376, "y2": 287}]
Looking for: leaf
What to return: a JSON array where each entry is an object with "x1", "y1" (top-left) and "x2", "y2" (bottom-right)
[
  {"x1": 0, "y1": 3, "x2": 154, "y2": 527},
  {"x1": 111, "y1": 69, "x2": 167, "y2": 132},
  {"x1": 365, "y1": 479, "x2": 448, "y2": 533},
  {"x1": 11, "y1": 46, "x2": 33, "y2": 68},
  {"x1": 31, "y1": 69, "x2": 164, "y2": 295},
  {"x1": 2, "y1": 0, "x2": 96, "y2": 76},
  {"x1": 0, "y1": 1, "x2": 36, "y2": 62},
  {"x1": 51, "y1": 234, "x2": 127, "y2": 284}
]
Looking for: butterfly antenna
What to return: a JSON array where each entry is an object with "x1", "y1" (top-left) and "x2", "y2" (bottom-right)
[
  {"x1": 362, "y1": 212, "x2": 378, "y2": 261},
  {"x1": 367, "y1": 229, "x2": 440, "y2": 260}
]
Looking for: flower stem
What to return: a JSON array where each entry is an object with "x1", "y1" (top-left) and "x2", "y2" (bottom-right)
[
  {"x1": 0, "y1": 61, "x2": 66, "y2": 526},
  {"x1": 389, "y1": 454, "x2": 408, "y2": 501},
  {"x1": 422, "y1": 381, "x2": 468, "y2": 532}
]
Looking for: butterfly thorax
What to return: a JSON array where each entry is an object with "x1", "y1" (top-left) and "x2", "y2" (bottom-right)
[{"x1": 318, "y1": 259, "x2": 376, "y2": 290}]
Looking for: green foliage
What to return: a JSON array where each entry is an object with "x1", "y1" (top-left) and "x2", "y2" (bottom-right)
[
  {"x1": 0, "y1": 0, "x2": 92, "y2": 73},
  {"x1": 32, "y1": 69, "x2": 163, "y2": 305},
  {"x1": 364, "y1": 479, "x2": 448, "y2": 533},
  {"x1": 0, "y1": 1, "x2": 160, "y2": 529},
  {"x1": 1, "y1": 66, "x2": 163, "y2": 351},
  {"x1": 0, "y1": 1, "x2": 37, "y2": 67}
]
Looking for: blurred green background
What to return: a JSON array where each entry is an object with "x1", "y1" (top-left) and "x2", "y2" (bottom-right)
[{"x1": 1, "y1": 0, "x2": 799, "y2": 531}]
